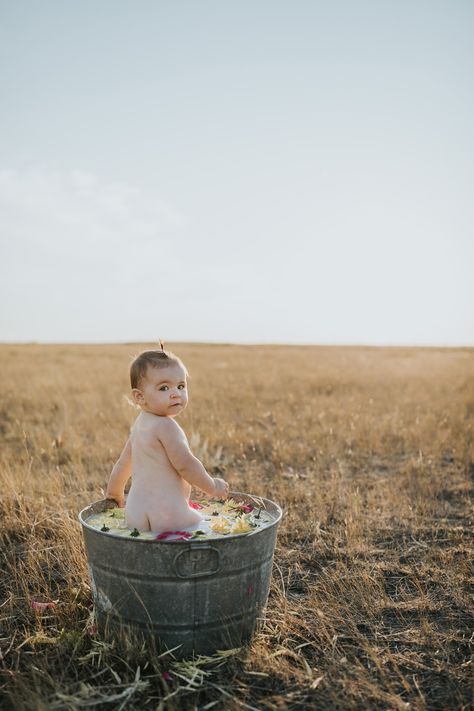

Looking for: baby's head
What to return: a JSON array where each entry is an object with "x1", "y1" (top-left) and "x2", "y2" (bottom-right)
[{"x1": 130, "y1": 347, "x2": 189, "y2": 417}]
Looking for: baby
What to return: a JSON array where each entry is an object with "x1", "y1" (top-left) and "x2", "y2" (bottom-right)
[{"x1": 105, "y1": 347, "x2": 229, "y2": 532}]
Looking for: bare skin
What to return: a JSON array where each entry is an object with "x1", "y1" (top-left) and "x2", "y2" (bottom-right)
[{"x1": 105, "y1": 362, "x2": 229, "y2": 532}]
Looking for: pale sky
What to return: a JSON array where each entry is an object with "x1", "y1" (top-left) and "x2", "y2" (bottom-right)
[{"x1": 1, "y1": 0, "x2": 473, "y2": 345}]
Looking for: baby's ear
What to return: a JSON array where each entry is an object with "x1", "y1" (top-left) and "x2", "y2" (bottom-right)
[{"x1": 131, "y1": 389, "x2": 144, "y2": 405}]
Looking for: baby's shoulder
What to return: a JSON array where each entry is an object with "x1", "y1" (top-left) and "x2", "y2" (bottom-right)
[
  {"x1": 146, "y1": 414, "x2": 182, "y2": 438},
  {"x1": 132, "y1": 412, "x2": 172, "y2": 435},
  {"x1": 159, "y1": 416, "x2": 185, "y2": 436},
  {"x1": 152, "y1": 415, "x2": 172, "y2": 430}
]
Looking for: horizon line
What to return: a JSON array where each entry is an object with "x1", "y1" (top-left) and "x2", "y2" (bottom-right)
[{"x1": 1, "y1": 339, "x2": 473, "y2": 349}]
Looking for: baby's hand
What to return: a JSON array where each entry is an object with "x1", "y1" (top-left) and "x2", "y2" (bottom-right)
[
  {"x1": 212, "y1": 477, "x2": 229, "y2": 500},
  {"x1": 105, "y1": 494, "x2": 125, "y2": 508}
]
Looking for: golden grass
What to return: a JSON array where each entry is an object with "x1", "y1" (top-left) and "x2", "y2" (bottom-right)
[{"x1": 0, "y1": 343, "x2": 472, "y2": 710}]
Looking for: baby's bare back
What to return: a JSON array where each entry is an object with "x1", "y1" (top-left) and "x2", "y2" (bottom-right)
[{"x1": 125, "y1": 412, "x2": 203, "y2": 532}]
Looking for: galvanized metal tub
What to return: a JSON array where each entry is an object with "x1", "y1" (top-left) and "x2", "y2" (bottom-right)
[{"x1": 79, "y1": 492, "x2": 282, "y2": 657}]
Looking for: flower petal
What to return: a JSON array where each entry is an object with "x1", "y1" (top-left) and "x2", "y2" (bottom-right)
[
  {"x1": 155, "y1": 530, "x2": 193, "y2": 541},
  {"x1": 31, "y1": 600, "x2": 57, "y2": 612}
]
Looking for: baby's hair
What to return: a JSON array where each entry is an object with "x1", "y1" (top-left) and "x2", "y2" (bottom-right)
[{"x1": 130, "y1": 344, "x2": 187, "y2": 390}]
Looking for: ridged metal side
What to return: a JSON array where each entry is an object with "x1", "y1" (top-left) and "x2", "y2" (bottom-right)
[{"x1": 79, "y1": 493, "x2": 282, "y2": 658}]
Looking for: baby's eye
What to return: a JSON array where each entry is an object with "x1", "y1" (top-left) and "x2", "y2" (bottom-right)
[
  {"x1": 178, "y1": 384, "x2": 186, "y2": 390},
  {"x1": 159, "y1": 385, "x2": 169, "y2": 391}
]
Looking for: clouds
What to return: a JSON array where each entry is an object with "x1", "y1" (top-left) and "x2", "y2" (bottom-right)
[
  {"x1": 0, "y1": 166, "x2": 193, "y2": 293},
  {"x1": 0, "y1": 166, "x2": 186, "y2": 255},
  {"x1": 0, "y1": 165, "x2": 266, "y2": 343},
  {"x1": 0, "y1": 166, "x2": 194, "y2": 340},
  {"x1": 0, "y1": 161, "x2": 472, "y2": 345}
]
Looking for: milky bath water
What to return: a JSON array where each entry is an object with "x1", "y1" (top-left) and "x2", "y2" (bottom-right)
[{"x1": 85, "y1": 496, "x2": 275, "y2": 541}]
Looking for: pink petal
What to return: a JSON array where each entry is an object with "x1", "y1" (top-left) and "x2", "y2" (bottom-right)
[
  {"x1": 189, "y1": 501, "x2": 203, "y2": 510},
  {"x1": 155, "y1": 530, "x2": 193, "y2": 541},
  {"x1": 155, "y1": 531, "x2": 174, "y2": 540},
  {"x1": 31, "y1": 600, "x2": 56, "y2": 612},
  {"x1": 237, "y1": 504, "x2": 254, "y2": 513},
  {"x1": 162, "y1": 671, "x2": 173, "y2": 681}
]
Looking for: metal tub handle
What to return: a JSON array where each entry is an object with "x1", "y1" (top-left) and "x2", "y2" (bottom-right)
[{"x1": 173, "y1": 545, "x2": 221, "y2": 579}]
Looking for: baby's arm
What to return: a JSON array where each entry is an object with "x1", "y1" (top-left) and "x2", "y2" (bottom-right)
[
  {"x1": 105, "y1": 437, "x2": 132, "y2": 508},
  {"x1": 157, "y1": 420, "x2": 229, "y2": 499}
]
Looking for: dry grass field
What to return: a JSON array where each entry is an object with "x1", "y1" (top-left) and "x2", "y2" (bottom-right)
[{"x1": 0, "y1": 343, "x2": 472, "y2": 710}]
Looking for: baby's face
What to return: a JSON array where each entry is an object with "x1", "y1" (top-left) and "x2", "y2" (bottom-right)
[{"x1": 135, "y1": 363, "x2": 188, "y2": 417}]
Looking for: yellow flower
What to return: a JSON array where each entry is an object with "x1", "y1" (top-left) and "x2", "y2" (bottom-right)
[
  {"x1": 210, "y1": 516, "x2": 232, "y2": 534},
  {"x1": 220, "y1": 499, "x2": 235, "y2": 515},
  {"x1": 231, "y1": 517, "x2": 253, "y2": 534}
]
